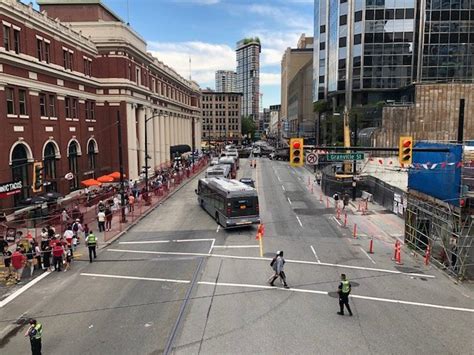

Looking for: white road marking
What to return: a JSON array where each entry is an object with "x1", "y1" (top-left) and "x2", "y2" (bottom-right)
[
  {"x1": 119, "y1": 238, "x2": 215, "y2": 245},
  {"x1": 282, "y1": 185, "x2": 286, "y2": 191},
  {"x1": 332, "y1": 216, "x2": 342, "y2": 226},
  {"x1": 80, "y1": 272, "x2": 190, "y2": 284},
  {"x1": 0, "y1": 271, "x2": 51, "y2": 308},
  {"x1": 208, "y1": 238, "x2": 215, "y2": 254},
  {"x1": 196, "y1": 281, "x2": 474, "y2": 314},
  {"x1": 296, "y1": 215, "x2": 303, "y2": 227},
  {"x1": 310, "y1": 245, "x2": 321, "y2": 263},
  {"x1": 287, "y1": 197, "x2": 292, "y2": 204},
  {"x1": 277, "y1": 175, "x2": 281, "y2": 182},
  {"x1": 216, "y1": 225, "x2": 220, "y2": 233},
  {"x1": 108, "y1": 249, "x2": 435, "y2": 278},
  {"x1": 359, "y1": 247, "x2": 376, "y2": 264},
  {"x1": 212, "y1": 245, "x2": 259, "y2": 249}
]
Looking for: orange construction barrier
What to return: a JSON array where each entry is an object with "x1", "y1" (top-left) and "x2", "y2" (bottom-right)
[
  {"x1": 368, "y1": 236, "x2": 374, "y2": 253},
  {"x1": 394, "y1": 240, "x2": 403, "y2": 264},
  {"x1": 353, "y1": 224, "x2": 357, "y2": 238}
]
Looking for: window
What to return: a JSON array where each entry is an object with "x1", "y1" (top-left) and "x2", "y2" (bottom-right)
[
  {"x1": 18, "y1": 89, "x2": 27, "y2": 115},
  {"x1": 3, "y1": 25, "x2": 10, "y2": 51},
  {"x1": 83, "y1": 58, "x2": 92, "y2": 76},
  {"x1": 340, "y1": 15, "x2": 347, "y2": 26},
  {"x1": 65, "y1": 97, "x2": 71, "y2": 118},
  {"x1": 355, "y1": 11, "x2": 363, "y2": 22},
  {"x1": 72, "y1": 98, "x2": 77, "y2": 118},
  {"x1": 44, "y1": 42, "x2": 50, "y2": 63},
  {"x1": 68, "y1": 142, "x2": 79, "y2": 190},
  {"x1": 339, "y1": 37, "x2": 347, "y2": 48},
  {"x1": 320, "y1": 25, "x2": 326, "y2": 34},
  {"x1": 354, "y1": 34, "x2": 362, "y2": 45},
  {"x1": 43, "y1": 142, "x2": 57, "y2": 192},
  {"x1": 85, "y1": 100, "x2": 95, "y2": 120},
  {"x1": 13, "y1": 30, "x2": 20, "y2": 54},
  {"x1": 63, "y1": 49, "x2": 73, "y2": 70},
  {"x1": 63, "y1": 49, "x2": 68, "y2": 68},
  {"x1": 11, "y1": 144, "x2": 30, "y2": 205},
  {"x1": 320, "y1": 42, "x2": 326, "y2": 50},
  {"x1": 48, "y1": 95, "x2": 56, "y2": 117},
  {"x1": 87, "y1": 140, "x2": 97, "y2": 171},
  {"x1": 39, "y1": 94, "x2": 46, "y2": 116},
  {"x1": 37, "y1": 39, "x2": 43, "y2": 61},
  {"x1": 6, "y1": 87, "x2": 14, "y2": 115},
  {"x1": 135, "y1": 67, "x2": 141, "y2": 85}
]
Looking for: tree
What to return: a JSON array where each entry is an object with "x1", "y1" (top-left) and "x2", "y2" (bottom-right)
[{"x1": 241, "y1": 116, "x2": 256, "y2": 139}]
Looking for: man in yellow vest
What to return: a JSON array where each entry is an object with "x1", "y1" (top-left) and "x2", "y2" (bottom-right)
[
  {"x1": 85, "y1": 230, "x2": 97, "y2": 263},
  {"x1": 337, "y1": 273, "x2": 353, "y2": 316},
  {"x1": 24, "y1": 318, "x2": 42, "y2": 355}
]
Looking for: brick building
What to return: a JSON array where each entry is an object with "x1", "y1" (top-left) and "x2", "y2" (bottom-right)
[{"x1": 0, "y1": 0, "x2": 201, "y2": 212}]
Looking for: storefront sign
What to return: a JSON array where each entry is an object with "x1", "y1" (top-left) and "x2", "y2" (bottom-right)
[{"x1": 0, "y1": 181, "x2": 22, "y2": 199}]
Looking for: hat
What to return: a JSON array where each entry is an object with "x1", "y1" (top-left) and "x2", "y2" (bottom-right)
[
  {"x1": 76, "y1": 218, "x2": 80, "y2": 222},
  {"x1": 276, "y1": 250, "x2": 281, "y2": 255}
]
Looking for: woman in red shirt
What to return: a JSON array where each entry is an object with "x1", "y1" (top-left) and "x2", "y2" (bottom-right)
[
  {"x1": 11, "y1": 248, "x2": 26, "y2": 283},
  {"x1": 52, "y1": 243, "x2": 64, "y2": 272}
]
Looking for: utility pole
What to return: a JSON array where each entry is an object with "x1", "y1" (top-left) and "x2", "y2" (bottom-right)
[
  {"x1": 144, "y1": 111, "x2": 150, "y2": 205},
  {"x1": 116, "y1": 110, "x2": 126, "y2": 223},
  {"x1": 352, "y1": 114, "x2": 358, "y2": 201}
]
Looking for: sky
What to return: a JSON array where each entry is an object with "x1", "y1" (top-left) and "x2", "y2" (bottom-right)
[{"x1": 88, "y1": 0, "x2": 313, "y2": 108}]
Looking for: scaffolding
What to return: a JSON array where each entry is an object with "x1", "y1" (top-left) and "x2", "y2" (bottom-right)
[{"x1": 405, "y1": 191, "x2": 474, "y2": 280}]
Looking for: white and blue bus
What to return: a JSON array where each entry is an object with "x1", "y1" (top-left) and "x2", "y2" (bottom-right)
[{"x1": 196, "y1": 178, "x2": 260, "y2": 228}]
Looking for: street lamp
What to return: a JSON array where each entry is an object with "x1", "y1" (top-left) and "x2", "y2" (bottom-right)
[{"x1": 144, "y1": 109, "x2": 162, "y2": 206}]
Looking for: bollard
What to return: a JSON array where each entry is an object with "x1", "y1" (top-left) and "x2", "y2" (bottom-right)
[
  {"x1": 353, "y1": 224, "x2": 357, "y2": 238},
  {"x1": 394, "y1": 241, "x2": 403, "y2": 264},
  {"x1": 393, "y1": 240, "x2": 399, "y2": 260},
  {"x1": 368, "y1": 236, "x2": 374, "y2": 253},
  {"x1": 326, "y1": 197, "x2": 330, "y2": 208},
  {"x1": 424, "y1": 245, "x2": 431, "y2": 266},
  {"x1": 344, "y1": 212, "x2": 347, "y2": 227}
]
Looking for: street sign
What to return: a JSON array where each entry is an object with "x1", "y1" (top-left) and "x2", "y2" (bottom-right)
[
  {"x1": 306, "y1": 152, "x2": 319, "y2": 165},
  {"x1": 326, "y1": 153, "x2": 365, "y2": 161}
]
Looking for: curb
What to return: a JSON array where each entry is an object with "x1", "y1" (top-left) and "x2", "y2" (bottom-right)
[{"x1": 100, "y1": 167, "x2": 206, "y2": 249}]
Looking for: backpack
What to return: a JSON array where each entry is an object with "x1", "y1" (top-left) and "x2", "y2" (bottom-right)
[
  {"x1": 72, "y1": 223, "x2": 79, "y2": 232},
  {"x1": 270, "y1": 256, "x2": 277, "y2": 267}
]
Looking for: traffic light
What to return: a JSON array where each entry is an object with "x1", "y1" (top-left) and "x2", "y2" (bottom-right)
[
  {"x1": 32, "y1": 162, "x2": 44, "y2": 193},
  {"x1": 290, "y1": 138, "x2": 304, "y2": 167},
  {"x1": 398, "y1": 136, "x2": 413, "y2": 166}
]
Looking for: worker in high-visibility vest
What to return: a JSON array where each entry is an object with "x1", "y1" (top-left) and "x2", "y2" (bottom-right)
[
  {"x1": 337, "y1": 273, "x2": 353, "y2": 316},
  {"x1": 85, "y1": 231, "x2": 97, "y2": 263},
  {"x1": 24, "y1": 318, "x2": 42, "y2": 355}
]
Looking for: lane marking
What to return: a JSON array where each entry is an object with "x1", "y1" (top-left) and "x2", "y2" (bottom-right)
[
  {"x1": 359, "y1": 246, "x2": 376, "y2": 264},
  {"x1": 281, "y1": 185, "x2": 286, "y2": 191},
  {"x1": 277, "y1": 175, "x2": 281, "y2": 182},
  {"x1": 208, "y1": 238, "x2": 215, "y2": 254},
  {"x1": 80, "y1": 272, "x2": 190, "y2": 284},
  {"x1": 107, "y1": 249, "x2": 435, "y2": 278},
  {"x1": 0, "y1": 271, "x2": 51, "y2": 308},
  {"x1": 196, "y1": 281, "x2": 474, "y2": 314},
  {"x1": 296, "y1": 216, "x2": 303, "y2": 227},
  {"x1": 310, "y1": 245, "x2": 321, "y2": 263},
  {"x1": 332, "y1": 216, "x2": 342, "y2": 227},
  {"x1": 212, "y1": 245, "x2": 259, "y2": 249},
  {"x1": 119, "y1": 238, "x2": 215, "y2": 245},
  {"x1": 216, "y1": 225, "x2": 220, "y2": 233},
  {"x1": 287, "y1": 197, "x2": 292, "y2": 205}
]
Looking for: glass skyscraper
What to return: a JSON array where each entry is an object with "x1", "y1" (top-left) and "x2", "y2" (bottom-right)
[
  {"x1": 313, "y1": 0, "x2": 474, "y2": 106},
  {"x1": 236, "y1": 38, "x2": 261, "y2": 120}
]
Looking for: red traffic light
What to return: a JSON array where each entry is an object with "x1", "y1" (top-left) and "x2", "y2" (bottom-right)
[
  {"x1": 293, "y1": 141, "x2": 301, "y2": 149},
  {"x1": 402, "y1": 139, "x2": 412, "y2": 148}
]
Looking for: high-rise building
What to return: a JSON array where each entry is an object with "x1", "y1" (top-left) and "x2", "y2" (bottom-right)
[
  {"x1": 313, "y1": 0, "x2": 473, "y2": 108},
  {"x1": 215, "y1": 70, "x2": 237, "y2": 92},
  {"x1": 236, "y1": 38, "x2": 261, "y2": 120}
]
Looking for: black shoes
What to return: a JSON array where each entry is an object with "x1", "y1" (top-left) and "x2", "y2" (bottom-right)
[
  {"x1": 284, "y1": 285, "x2": 290, "y2": 289},
  {"x1": 337, "y1": 312, "x2": 344, "y2": 315}
]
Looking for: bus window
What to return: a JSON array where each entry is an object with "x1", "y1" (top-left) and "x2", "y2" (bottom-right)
[{"x1": 229, "y1": 197, "x2": 258, "y2": 217}]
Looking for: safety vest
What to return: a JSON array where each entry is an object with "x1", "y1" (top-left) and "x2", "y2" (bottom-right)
[
  {"x1": 341, "y1": 280, "x2": 350, "y2": 294},
  {"x1": 87, "y1": 234, "x2": 97, "y2": 246},
  {"x1": 31, "y1": 323, "x2": 42, "y2": 340}
]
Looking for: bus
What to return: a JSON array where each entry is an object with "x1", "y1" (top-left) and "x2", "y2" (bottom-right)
[
  {"x1": 218, "y1": 157, "x2": 237, "y2": 179},
  {"x1": 196, "y1": 178, "x2": 260, "y2": 228},
  {"x1": 205, "y1": 164, "x2": 231, "y2": 179}
]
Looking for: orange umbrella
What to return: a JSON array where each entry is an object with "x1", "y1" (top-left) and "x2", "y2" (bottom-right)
[
  {"x1": 97, "y1": 175, "x2": 114, "y2": 183},
  {"x1": 81, "y1": 179, "x2": 102, "y2": 187},
  {"x1": 109, "y1": 172, "x2": 126, "y2": 179}
]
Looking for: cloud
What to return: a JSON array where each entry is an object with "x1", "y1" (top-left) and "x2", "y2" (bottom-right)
[
  {"x1": 247, "y1": 4, "x2": 313, "y2": 32},
  {"x1": 171, "y1": 0, "x2": 220, "y2": 4},
  {"x1": 148, "y1": 41, "x2": 234, "y2": 86},
  {"x1": 260, "y1": 72, "x2": 280, "y2": 86}
]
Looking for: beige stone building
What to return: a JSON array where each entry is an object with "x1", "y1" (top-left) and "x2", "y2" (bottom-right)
[
  {"x1": 375, "y1": 83, "x2": 474, "y2": 147},
  {"x1": 202, "y1": 91, "x2": 242, "y2": 144},
  {"x1": 280, "y1": 34, "x2": 313, "y2": 121}
]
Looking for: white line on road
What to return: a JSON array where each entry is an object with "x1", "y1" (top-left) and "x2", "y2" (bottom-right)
[
  {"x1": 310, "y1": 245, "x2": 321, "y2": 263},
  {"x1": 332, "y1": 216, "x2": 342, "y2": 226},
  {"x1": 196, "y1": 281, "x2": 474, "y2": 313},
  {"x1": 287, "y1": 197, "x2": 292, "y2": 204},
  {"x1": 277, "y1": 175, "x2": 281, "y2": 182},
  {"x1": 216, "y1": 225, "x2": 220, "y2": 233},
  {"x1": 296, "y1": 216, "x2": 303, "y2": 227},
  {"x1": 359, "y1": 246, "x2": 376, "y2": 264},
  {"x1": 282, "y1": 185, "x2": 286, "y2": 191},
  {"x1": 107, "y1": 249, "x2": 435, "y2": 278},
  {"x1": 0, "y1": 271, "x2": 51, "y2": 308},
  {"x1": 212, "y1": 245, "x2": 259, "y2": 249},
  {"x1": 80, "y1": 273, "x2": 190, "y2": 284},
  {"x1": 119, "y1": 238, "x2": 215, "y2": 245},
  {"x1": 208, "y1": 238, "x2": 215, "y2": 254}
]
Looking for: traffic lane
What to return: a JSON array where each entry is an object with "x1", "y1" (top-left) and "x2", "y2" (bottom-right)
[{"x1": 174, "y1": 257, "x2": 474, "y2": 354}]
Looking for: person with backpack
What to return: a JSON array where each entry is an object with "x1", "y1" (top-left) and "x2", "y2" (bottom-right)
[
  {"x1": 71, "y1": 219, "x2": 83, "y2": 251},
  {"x1": 268, "y1": 251, "x2": 289, "y2": 289}
]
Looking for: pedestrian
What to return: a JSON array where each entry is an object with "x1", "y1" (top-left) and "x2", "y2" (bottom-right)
[
  {"x1": 3, "y1": 248, "x2": 12, "y2": 280},
  {"x1": 11, "y1": 247, "x2": 26, "y2": 283},
  {"x1": 52, "y1": 242, "x2": 64, "y2": 272},
  {"x1": 63, "y1": 224, "x2": 74, "y2": 247},
  {"x1": 85, "y1": 230, "x2": 97, "y2": 263},
  {"x1": 342, "y1": 193, "x2": 350, "y2": 210},
  {"x1": 71, "y1": 219, "x2": 82, "y2": 251},
  {"x1": 64, "y1": 244, "x2": 72, "y2": 272},
  {"x1": 61, "y1": 209, "x2": 70, "y2": 231},
  {"x1": 97, "y1": 209, "x2": 106, "y2": 232},
  {"x1": 24, "y1": 318, "x2": 42, "y2": 355},
  {"x1": 42, "y1": 245, "x2": 52, "y2": 271},
  {"x1": 128, "y1": 194, "x2": 135, "y2": 212},
  {"x1": 105, "y1": 206, "x2": 112, "y2": 232},
  {"x1": 337, "y1": 273, "x2": 353, "y2": 316},
  {"x1": 267, "y1": 251, "x2": 289, "y2": 288},
  {"x1": 34, "y1": 241, "x2": 43, "y2": 271}
]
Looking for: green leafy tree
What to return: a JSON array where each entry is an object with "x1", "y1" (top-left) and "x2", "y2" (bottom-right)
[{"x1": 241, "y1": 116, "x2": 256, "y2": 139}]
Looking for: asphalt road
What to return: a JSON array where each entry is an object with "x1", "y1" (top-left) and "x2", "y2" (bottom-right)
[{"x1": 0, "y1": 157, "x2": 473, "y2": 355}]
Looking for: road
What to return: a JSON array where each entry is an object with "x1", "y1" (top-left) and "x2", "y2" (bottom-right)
[{"x1": 0, "y1": 157, "x2": 473, "y2": 354}]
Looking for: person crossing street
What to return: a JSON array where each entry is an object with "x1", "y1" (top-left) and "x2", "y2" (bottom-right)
[
  {"x1": 85, "y1": 230, "x2": 97, "y2": 263},
  {"x1": 24, "y1": 318, "x2": 42, "y2": 355},
  {"x1": 268, "y1": 251, "x2": 289, "y2": 289},
  {"x1": 337, "y1": 273, "x2": 353, "y2": 316}
]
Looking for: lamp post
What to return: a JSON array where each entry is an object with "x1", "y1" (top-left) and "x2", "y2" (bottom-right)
[{"x1": 144, "y1": 110, "x2": 161, "y2": 206}]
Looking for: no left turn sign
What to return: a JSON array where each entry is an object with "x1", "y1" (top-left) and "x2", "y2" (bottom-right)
[{"x1": 306, "y1": 152, "x2": 318, "y2": 165}]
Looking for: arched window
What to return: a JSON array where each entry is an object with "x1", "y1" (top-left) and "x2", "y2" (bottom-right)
[
  {"x1": 68, "y1": 141, "x2": 79, "y2": 190},
  {"x1": 11, "y1": 144, "x2": 30, "y2": 205},
  {"x1": 43, "y1": 142, "x2": 57, "y2": 192},
  {"x1": 87, "y1": 139, "x2": 97, "y2": 176}
]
